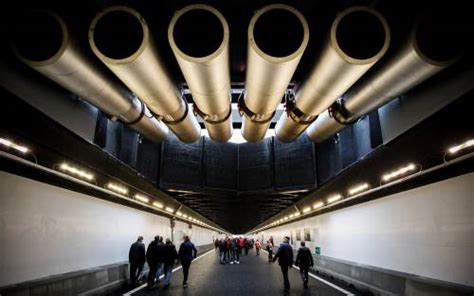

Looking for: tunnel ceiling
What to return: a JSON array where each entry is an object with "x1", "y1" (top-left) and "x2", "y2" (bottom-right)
[{"x1": 1, "y1": 0, "x2": 474, "y2": 233}]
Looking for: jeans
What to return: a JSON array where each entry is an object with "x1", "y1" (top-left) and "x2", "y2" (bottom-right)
[
  {"x1": 299, "y1": 266, "x2": 309, "y2": 285},
  {"x1": 280, "y1": 265, "x2": 290, "y2": 290},
  {"x1": 130, "y1": 261, "x2": 144, "y2": 286},
  {"x1": 181, "y1": 260, "x2": 192, "y2": 284},
  {"x1": 164, "y1": 263, "x2": 174, "y2": 285},
  {"x1": 155, "y1": 262, "x2": 163, "y2": 282},
  {"x1": 219, "y1": 250, "x2": 225, "y2": 263}
]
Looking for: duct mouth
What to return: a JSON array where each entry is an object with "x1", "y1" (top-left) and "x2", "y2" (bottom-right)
[
  {"x1": 91, "y1": 9, "x2": 144, "y2": 60},
  {"x1": 252, "y1": 7, "x2": 306, "y2": 58},
  {"x1": 334, "y1": 9, "x2": 388, "y2": 61},
  {"x1": 172, "y1": 8, "x2": 224, "y2": 58},
  {"x1": 12, "y1": 11, "x2": 64, "y2": 62},
  {"x1": 414, "y1": 13, "x2": 462, "y2": 64}
]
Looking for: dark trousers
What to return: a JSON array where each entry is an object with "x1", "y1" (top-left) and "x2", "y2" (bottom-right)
[
  {"x1": 235, "y1": 249, "x2": 240, "y2": 261},
  {"x1": 181, "y1": 260, "x2": 192, "y2": 284},
  {"x1": 299, "y1": 266, "x2": 309, "y2": 285},
  {"x1": 130, "y1": 261, "x2": 144, "y2": 286},
  {"x1": 280, "y1": 265, "x2": 290, "y2": 290},
  {"x1": 147, "y1": 262, "x2": 158, "y2": 288},
  {"x1": 268, "y1": 250, "x2": 273, "y2": 261},
  {"x1": 244, "y1": 247, "x2": 249, "y2": 255}
]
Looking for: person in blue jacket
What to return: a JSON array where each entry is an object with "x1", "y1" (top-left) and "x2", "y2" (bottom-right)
[
  {"x1": 178, "y1": 235, "x2": 197, "y2": 288},
  {"x1": 272, "y1": 236, "x2": 294, "y2": 292}
]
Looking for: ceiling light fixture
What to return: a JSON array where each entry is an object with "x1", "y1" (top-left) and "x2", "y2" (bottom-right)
[
  {"x1": 0, "y1": 137, "x2": 29, "y2": 154},
  {"x1": 106, "y1": 182, "x2": 128, "y2": 195},
  {"x1": 134, "y1": 194, "x2": 150, "y2": 203},
  {"x1": 313, "y1": 201, "x2": 324, "y2": 209},
  {"x1": 382, "y1": 163, "x2": 418, "y2": 182},
  {"x1": 59, "y1": 163, "x2": 94, "y2": 181},
  {"x1": 327, "y1": 194, "x2": 342, "y2": 203},
  {"x1": 302, "y1": 207, "x2": 311, "y2": 213},
  {"x1": 348, "y1": 183, "x2": 370, "y2": 196},
  {"x1": 448, "y1": 139, "x2": 474, "y2": 154},
  {"x1": 165, "y1": 206, "x2": 174, "y2": 213},
  {"x1": 152, "y1": 201, "x2": 164, "y2": 209}
]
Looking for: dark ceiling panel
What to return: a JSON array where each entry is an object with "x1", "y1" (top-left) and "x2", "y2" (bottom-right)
[
  {"x1": 238, "y1": 138, "x2": 273, "y2": 191},
  {"x1": 203, "y1": 138, "x2": 238, "y2": 189}
]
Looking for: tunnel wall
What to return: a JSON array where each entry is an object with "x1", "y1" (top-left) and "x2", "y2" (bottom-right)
[
  {"x1": 0, "y1": 171, "x2": 216, "y2": 290},
  {"x1": 260, "y1": 172, "x2": 474, "y2": 293}
]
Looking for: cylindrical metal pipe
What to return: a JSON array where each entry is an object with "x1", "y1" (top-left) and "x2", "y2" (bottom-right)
[
  {"x1": 275, "y1": 6, "x2": 390, "y2": 142},
  {"x1": 307, "y1": 16, "x2": 461, "y2": 143},
  {"x1": 242, "y1": 4, "x2": 309, "y2": 143},
  {"x1": 89, "y1": 6, "x2": 200, "y2": 143},
  {"x1": 168, "y1": 4, "x2": 232, "y2": 143},
  {"x1": 12, "y1": 10, "x2": 168, "y2": 142}
]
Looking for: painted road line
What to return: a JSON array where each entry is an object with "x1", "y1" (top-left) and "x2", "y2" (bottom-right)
[
  {"x1": 123, "y1": 249, "x2": 215, "y2": 295},
  {"x1": 261, "y1": 249, "x2": 354, "y2": 295}
]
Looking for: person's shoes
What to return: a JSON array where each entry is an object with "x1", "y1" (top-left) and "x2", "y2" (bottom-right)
[
  {"x1": 230, "y1": 261, "x2": 234, "y2": 264},
  {"x1": 163, "y1": 284, "x2": 169, "y2": 290},
  {"x1": 236, "y1": 261, "x2": 240, "y2": 264},
  {"x1": 183, "y1": 282, "x2": 188, "y2": 288},
  {"x1": 304, "y1": 282, "x2": 308, "y2": 289}
]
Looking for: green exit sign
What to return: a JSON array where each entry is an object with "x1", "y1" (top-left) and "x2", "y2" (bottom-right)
[{"x1": 315, "y1": 246, "x2": 321, "y2": 255}]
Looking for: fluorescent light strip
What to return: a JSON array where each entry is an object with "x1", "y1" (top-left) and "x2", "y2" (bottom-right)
[
  {"x1": 176, "y1": 211, "x2": 183, "y2": 217},
  {"x1": 448, "y1": 139, "x2": 474, "y2": 154},
  {"x1": 59, "y1": 163, "x2": 95, "y2": 181},
  {"x1": 165, "y1": 207, "x2": 174, "y2": 213},
  {"x1": 0, "y1": 138, "x2": 29, "y2": 153},
  {"x1": 382, "y1": 163, "x2": 417, "y2": 182},
  {"x1": 313, "y1": 201, "x2": 324, "y2": 209},
  {"x1": 134, "y1": 194, "x2": 149, "y2": 203},
  {"x1": 152, "y1": 201, "x2": 164, "y2": 209},
  {"x1": 348, "y1": 183, "x2": 370, "y2": 196},
  {"x1": 106, "y1": 182, "x2": 128, "y2": 195},
  {"x1": 327, "y1": 194, "x2": 342, "y2": 203}
]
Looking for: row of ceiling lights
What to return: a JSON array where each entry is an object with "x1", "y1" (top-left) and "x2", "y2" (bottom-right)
[
  {"x1": 253, "y1": 138, "x2": 474, "y2": 233},
  {"x1": 0, "y1": 136, "x2": 223, "y2": 233}
]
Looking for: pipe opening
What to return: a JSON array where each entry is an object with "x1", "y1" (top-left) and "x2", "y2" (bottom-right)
[
  {"x1": 93, "y1": 10, "x2": 144, "y2": 59},
  {"x1": 415, "y1": 14, "x2": 462, "y2": 62},
  {"x1": 13, "y1": 11, "x2": 63, "y2": 62},
  {"x1": 336, "y1": 11, "x2": 386, "y2": 60},
  {"x1": 173, "y1": 9, "x2": 224, "y2": 58},
  {"x1": 253, "y1": 8, "x2": 305, "y2": 58}
]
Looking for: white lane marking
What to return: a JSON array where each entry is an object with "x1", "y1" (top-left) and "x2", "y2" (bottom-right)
[
  {"x1": 262, "y1": 249, "x2": 354, "y2": 295},
  {"x1": 123, "y1": 249, "x2": 215, "y2": 295}
]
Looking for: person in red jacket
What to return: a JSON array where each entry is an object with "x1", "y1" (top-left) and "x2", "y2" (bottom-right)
[{"x1": 254, "y1": 239, "x2": 261, "y2": 256}]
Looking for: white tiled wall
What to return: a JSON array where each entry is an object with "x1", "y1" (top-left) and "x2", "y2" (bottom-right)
[
  {"x1": 0, "y1": 171, "x2": 215, "y2": 286},
  {"x1": 262, "y1": 173, "x2": 474, "y2": 286}
]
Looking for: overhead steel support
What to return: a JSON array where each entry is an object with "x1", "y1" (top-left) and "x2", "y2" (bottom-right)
[
  {"x1": 89, "y1": 6, "x2": 200, "y2": 143},
  {"x1": 12, "y1": 10, "x2": 168, "y2": 142},
  {"x1": 275, "y1": 6, "x2": 390, "y2": 142},
  {"x1": 241, "y1": 4, "x2": 309, "y2": 143},
  {"x1": 306, "y1": 14, "x2": 462, "y2": 143},
  {"x1": 168, "y1": 4, "x2": 232, "y2": 143}
]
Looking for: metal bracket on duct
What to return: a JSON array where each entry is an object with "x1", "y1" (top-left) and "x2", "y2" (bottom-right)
[
  {"x1": 193, "y1": 104, "x2": 232, "y2": 125},
  {"x1": 283, "y1": 91, "x2": 318, "y2": 126},
  {"x1": 149, "y1": 99, "x2": 190, "y2": 126},
  {"x1": 327, "y1": 100, "x2": 359, "y2": 125},
  {"x1": 237, "y1": 93, "x2": 275, "y2": 125}
]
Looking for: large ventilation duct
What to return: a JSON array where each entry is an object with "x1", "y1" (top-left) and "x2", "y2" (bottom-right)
[
  {"x1": 89, "y1": 6, "x2": 201, "y2": 143},
  {"x1": 168, "y1": 4, "x2": 232, "y2": 143},
  {"x1": 241, "y1": 4, "x2": 309, "y2": 143},
  {"x1": 275, "y1": 6, "x2": 390, "y2": 142},
  {"x1": 307, "y1": 15, "x2": 462, "y2": 143},
  {"x1": 12, "y1": 10, "x2": 168, "y2": 142}
]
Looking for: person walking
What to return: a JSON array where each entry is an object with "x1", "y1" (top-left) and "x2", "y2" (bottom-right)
[
  {"x1": 162, "y1": 238, "x2": 178, "y2": 290},
  {"x1": 244, "y1": 238, "x2": 250, "y2": 255},
  {"x1": 254, "y1": 239, "x2": 261, "y2": 256},
  {"x1": 155, "y1": 236, "x2": 165, "y2": 285},
  {"x1": 178, "y1": 235, "x2": 197, "y2": 288},
  {"x1": 295, "y1": 241, "x2": 314, "y2": 288},
  {"x1": 267, "y1": 239, "x2": 274, "y2": 262},
  {"x1": 128, "y1": 236, "x2": 145, "y2": 286},
  {"x1": 146, "y1": 236, "x2": 160, "y2": 289},
  {"x1": 219, "y1": 239, "x2": 226, "y2": 264},
  {"x1": 229, "y1": 238, "x2": 236, "y2": 264},
  {"x1": 273, "y1": 236, "x2": 294, "y2": 292}
]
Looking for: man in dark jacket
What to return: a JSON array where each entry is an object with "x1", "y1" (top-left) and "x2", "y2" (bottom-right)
[
  {"x1": 273, "y1": 236, "x2": 294, "y2": 292},
  {"x1": 178, "y1": 235, "x2": 197, "y2": 288},
  {"x1": 129, "y1": 236, "x2": 145, "y2": 286},
  {"x1": 162, "y1": 238, "x2": 178, "y2": 289},
  {"x1": 295, "y1": 241, "x2": 314, "y2": 288},
  {"x1": 146, "y1": 236, "x2": 160, "y2": 289}
]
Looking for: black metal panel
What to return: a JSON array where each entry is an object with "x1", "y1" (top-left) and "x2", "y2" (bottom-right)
[
  {"x1": 136, "y1": 138, "x2": 160, "y2": 184},
  {"x1": 338, "y1": 126, "x2": 357, "y2": 168},
  {"x1": 93, "y1": 110, "x2": 108, "y2": 148},
  {"x1": 369, "y1": 110, "x2": 383, "y2": 149},
  {"x1": 274, "y1": 135, "x2": 316, "y2": 189},
  {"x1": 316, "y1": 136, "x2": 342, "y2": 184},
  {"x1": 118, "y1": 125, "x2": 138, "y2": 168},
  {"x1": 238, "y1": 138, "x2": 273, "y2": 191},
  {"x1": 161, "y1": 135, "x2": 203, "y2": 188},
  {"x1": 104, "y1": 120, "x2": 121, "y2": 158},
  {"x1": 353, "y1": 115, "x2": 373, "y2": 160},
  {"x1": 203, "y1": 138, "x2": 238, "y2": 189}
]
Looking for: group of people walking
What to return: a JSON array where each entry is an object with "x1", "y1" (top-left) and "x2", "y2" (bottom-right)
[
  {"x1": 128, "y1": 235, "x2": 197, "y2": 290},
  {"x1": 215, "y1": 236, "x2": 255, "y2": 264},
  {"x1": 272, "y1": 237, "x2": 314, "y2": 292}
]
